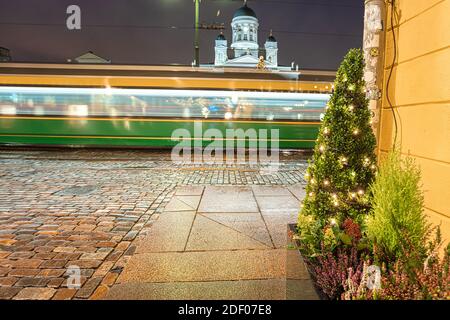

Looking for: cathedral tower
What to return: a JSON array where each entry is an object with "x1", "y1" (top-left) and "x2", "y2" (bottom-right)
[
  {"x1": 214, "y1": 32, "x2": 228, "y2": 66},
  {"x1": 264, "y1": 31, "x2": 278, "y2": 67}
]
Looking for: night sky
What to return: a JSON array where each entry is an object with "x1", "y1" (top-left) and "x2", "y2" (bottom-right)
[{"x1": 0, "y1": 0, "x2": 364, "y2": 70}]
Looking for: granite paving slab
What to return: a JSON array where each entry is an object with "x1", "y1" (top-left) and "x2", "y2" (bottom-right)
[
  {"x1": 252, "y1": 185, "x2": 292, "y2": 196},
  {"x1": 288, "y1": 185, "x2": 306, "y2": 201},
  {"x1": 256, "y1": 195, "x2": 300, "y2": 215},
  {"x1": 198, "y1": 186, "x2": 258, "y2": 213},
  {"x1": 164, "y1": 196, "x2": 201, "y2": 212},
  {"x1": 185, "y1": 215, "x2": 269, "y2": 251},
  {"x1": 175, "y1": 186, "x2": 205, "y2": 196},
  {"x1": 105, "y1": 279, "x2": 287, "y2": 300},
  {"x1": 135, "y1": 211, "x2": 195, "y2": 253},
  {"x1": 261, "y1": 216, "x2": 291, "y2": 249},
  {"x1": 116, "y1": 249, "x2": 286, "y2": 283},
  {"x1": 200, "y1": 212, "x2": 273, "y2": 247}
]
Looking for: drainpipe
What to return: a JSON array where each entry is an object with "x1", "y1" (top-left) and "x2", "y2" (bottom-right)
[{"x1": 362, "y1": 0, "x2": 386, "y2": 142}]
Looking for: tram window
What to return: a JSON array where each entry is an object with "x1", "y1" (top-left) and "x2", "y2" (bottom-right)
[{"x1": 0, "y1": 88, "x2": 328, "y2": 121}]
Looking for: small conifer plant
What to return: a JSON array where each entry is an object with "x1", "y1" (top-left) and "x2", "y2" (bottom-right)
[{"x1": 297, "y1": 48, "x2": 377, "y2": 256}]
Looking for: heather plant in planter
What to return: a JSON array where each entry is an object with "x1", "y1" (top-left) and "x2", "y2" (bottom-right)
[
  {"x1": 341, "y1": 238, "x2": 450, "y2": 300},
  {"x1": 297, "y1": 48, "x2": 377, "y2": 257},
  {"x1": 310, "y1": 246, "x2": 369, "y2": 300},
  {"x1": 378, "y1": 251, "x2": 450, "y2": 300}
]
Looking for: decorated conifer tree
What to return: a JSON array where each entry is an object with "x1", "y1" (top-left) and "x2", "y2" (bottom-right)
[{"x1": 297, "y1": 49, "x2": 377, "y2": 256}]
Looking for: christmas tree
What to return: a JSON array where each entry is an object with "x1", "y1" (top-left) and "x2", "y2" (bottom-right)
[{"x1": 297, "y1": 49, "x2": 377, "y2": 256}]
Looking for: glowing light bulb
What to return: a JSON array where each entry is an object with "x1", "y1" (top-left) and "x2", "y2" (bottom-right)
[
  {"x1": 323, "y1": 180, "x2": 330, "y2": 186},
  {"x1": 332, "y1": 193, "x2": 338, "y2": 200},
  {"x1": 330, "y1": 218, "x2": 337, "y2": 226},
  {"x1": 224, "y1": 112, "x2": 233, "y2": 120},
  {"x1": 310, "y1": 178, "x2": 316, "y2": 185},
  {"x1": 319, "y1": 145, "x2": 325, "y2": 152},
  {"x1": 323, "y1": 127, "x2": 329, "y2": 135},
  {"x1": 353, "y1": 129, "x2": 360, "y2": 135},
  {"x1": 350, "y1": 192, "x2": 356, "y2": 198},
  {"x1": 309, "y1": 192, "x2": 314, "y2": 197},
  {"x1": 349, "y1": 105, "x2": 355, "y2": 111},
  {"x1": 371, "y1": 164, "x2": 376, "y2": 170},
  {"x1": 358, "y1": 189, "x2": 364, "y2": 195},
  {"x1": 333, "y1": 201, "x2": 339, "y2": 207}
]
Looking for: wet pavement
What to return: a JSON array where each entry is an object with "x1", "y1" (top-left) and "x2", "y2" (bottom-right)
[{"x1": 0, "y1": 148, "x2": 316, "y2": 300}]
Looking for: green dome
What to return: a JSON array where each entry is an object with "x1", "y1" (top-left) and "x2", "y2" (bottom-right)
[{"x1": 233, "y1": 4, "x2": 257, "y2": 19}]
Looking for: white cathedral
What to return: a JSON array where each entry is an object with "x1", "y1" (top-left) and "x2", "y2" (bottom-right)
[{"x1": 204, "y1": 2, "x2": 291, "y2": 71}]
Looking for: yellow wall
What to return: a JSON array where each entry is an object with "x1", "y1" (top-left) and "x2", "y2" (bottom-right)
[{"x1": 379, "y1": 0, "x2": 450, "y2": 243}]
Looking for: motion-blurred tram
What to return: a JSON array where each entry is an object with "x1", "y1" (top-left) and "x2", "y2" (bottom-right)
[{"x1": 0, "y1": 63, "x2": 334, "y2": 149}]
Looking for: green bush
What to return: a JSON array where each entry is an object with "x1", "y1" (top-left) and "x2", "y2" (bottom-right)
[{"x1": 366, "y1": 151, "x2": 429, "y2": 263}]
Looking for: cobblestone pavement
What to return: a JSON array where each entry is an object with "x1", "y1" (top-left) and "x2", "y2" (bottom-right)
[{"x1": 0, "y1": 148, "x2": 309, "y2": 300}]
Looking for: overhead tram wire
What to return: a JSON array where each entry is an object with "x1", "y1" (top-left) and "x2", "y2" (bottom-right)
[
  {"x1": 0, "y1": 22, "x2": 362, "y2": 38},
  {"x1": 211, "y1": 0, "x2": 363, "y2": 9}
]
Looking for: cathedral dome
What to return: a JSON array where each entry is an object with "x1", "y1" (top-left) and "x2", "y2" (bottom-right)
[
  {"x1": 233, "y1": 4, "x2": 257, "y2": 19},
  {"x1": 267, "y1": 35, "x2": 276, "y2": 42},
  {"x1": 216, "y1": 33, "x2": 226, "y2": 40}
]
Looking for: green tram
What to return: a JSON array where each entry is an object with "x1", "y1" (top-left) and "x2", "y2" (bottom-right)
[{"x1": 0, "y1": 64, "x2": 333, "y2": 149}]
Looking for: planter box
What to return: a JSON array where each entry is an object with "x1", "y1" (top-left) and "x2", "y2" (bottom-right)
[{"x1": 287, "y1": 223, "x2": 326, "y2": 300}]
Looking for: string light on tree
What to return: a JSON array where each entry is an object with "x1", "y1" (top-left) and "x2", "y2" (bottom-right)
[{"x1": 363, "y1": 157, "x2": 370, "y2": 166}]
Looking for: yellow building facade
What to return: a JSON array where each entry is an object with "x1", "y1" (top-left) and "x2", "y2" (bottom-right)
[{"x1": 378, "y1": 0, "x2": 450, "y2": 242}]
